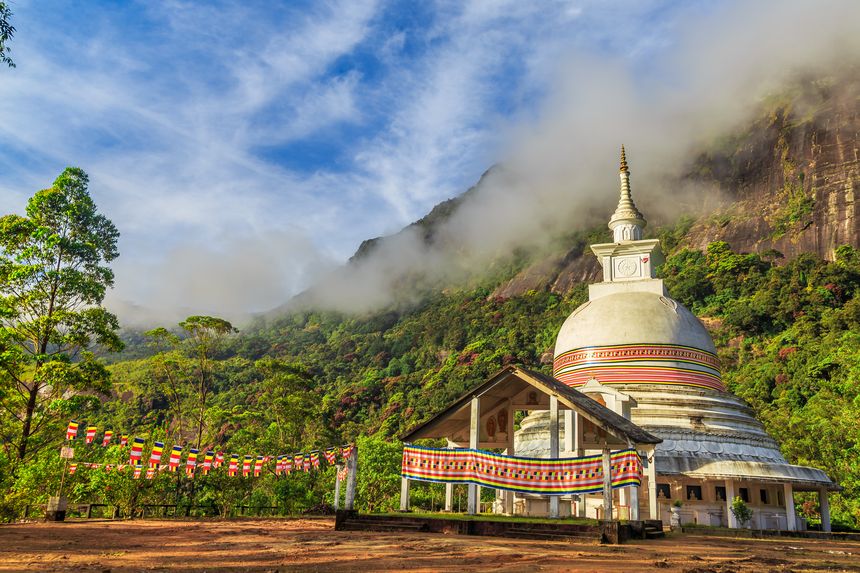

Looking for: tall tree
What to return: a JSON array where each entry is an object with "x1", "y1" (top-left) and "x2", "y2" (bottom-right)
[
  {"x1": 0, "y1": 1, "x2": 15, "y2": 68},
  {"x1": 145, "y1": 316, "x2": 236, "y2": 449},
  {"x1": 0, "y1": 168, "x2": 122, "y2": 463},
  {"x1": 180, "y1": 316, "x2": 236, "y2": 449}
]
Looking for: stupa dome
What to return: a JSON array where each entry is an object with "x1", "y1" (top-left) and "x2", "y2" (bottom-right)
[{"x1": 553, "y1": 292, "x2": 723, "y2": 393}]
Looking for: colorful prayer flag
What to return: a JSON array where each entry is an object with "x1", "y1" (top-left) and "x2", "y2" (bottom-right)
[
  {"x1": 242, "y1": 455, "x2": 252, "y2": 477},
  {"x1": 85, "y1": 426, "x2": 97, "y2": 444},
  {"x1": 66, "y1": 420, "x2": 79, "y2": 441},
  {"x1": 120, "y1": 434, "x2": 129, "y2": 447},
  {"x1": 310, "y1": 452, "x2": 320, "y2": 469},
  {"x1": 149, "y1": 442, "x2": 164, "y2": 468},
  {"x1": 145, "y1": 467, "x2": 155, "y2": 479},
  {"x1": 342, "y1": 444, "x2": 354, "y2": 460},
  {"x1": 323, "y1": 447, "x2": 337, "y2": 465},
  {"x1": 186, "y1": 449, "x2": 199, "y2": 476},
  {"x1": 202, "y1": 451, "x2": 214, "y2": 475},
  {"x1": 102, "y1": 430, "x2": 114, "y2": 447},
  {"x1": 130, "y1": 437, "x2": 145, "y2": 465},
  {"x1": 284, "y1": 456, "x2": 293, "y2": 474},
  {"x1": 337, "y1": 465, "x2": 348, "y2": 482},
  {"x1": 133, "y1": 465, "x2": 142, "y2": 479},
  {"x1": 168, "y1": 445, "x2": 183, "y2": 472},
  {"x1": 68, "y1": 463, "x2": 78, "y2": 475},
  {"x1": 254, "y1": 456, "x2": 263, "y2": 477},
  {"x1": 214, "y1": 451, "x2": 224, "y2": 468},
  {"x1": 228, "y1": 454, "x2": 239, "y2": 477},
  {"x1": 303, "y1": 454, "x2": 311, "y2": 472}
]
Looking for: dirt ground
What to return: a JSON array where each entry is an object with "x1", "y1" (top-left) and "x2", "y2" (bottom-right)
[{"x1": 0, "y1": 518, "x2": 858, "y2": 572}]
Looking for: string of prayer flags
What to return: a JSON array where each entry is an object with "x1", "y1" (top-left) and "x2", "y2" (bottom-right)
[
  {"x1": 66, "y1": 420, "x2": 79, "y2": 441},
  {"x1": 68, "y1": 463, "x2": 78, "y2": 475},
  {"x1": 133, "y1": 465, "x2": 142, "y2": 479},
  {"x1": 186, "y1": 449, "x2": 198, "y2": 476},
  {"x1": 310, "y1": 452, "x2": 320, "y2": 469},
  {"x1": 254, "y1": 456, "x2": 263, "y2": 477},
  {"x1": 202, "y1": 451, "x2": 214, "y2": 475},
  {"x1": 149, "y1": 442, "x2": 164, "y2": 468},
  {"x1": 228, "y1": 454, "x2": 239, "y2": 477},
  {"x1": 85, "y1": 426, "x2": 97, "y2": 444},
  {"x1": 102, "y1": 430, "x2": 113, "y2": 447},
  {"x1": 342, "y1": 444, "x2": 355, "y2": 460},
  {"x1": 242, "y1": 455, "x2": 252, "y2": 477},
  {"x1": 323, "y1": 447, "x2": 337, "y2": 465},
  {"x1": 130, "y1": 437, "x2": 145, "y2": 465},
  {"x1": 168, "y1": 445, "x2": 183, "y2": 472},
  {"x1": 120, "y1": 435, "x2": 128, "y2": 447}
]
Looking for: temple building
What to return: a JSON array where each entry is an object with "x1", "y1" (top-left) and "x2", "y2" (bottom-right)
[{"x1": 512, "y1": 147, "x2": 838, "y2": 530}]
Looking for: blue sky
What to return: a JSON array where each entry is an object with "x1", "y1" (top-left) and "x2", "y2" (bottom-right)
[{"x1": 1, "y1": 0, "x2": 850, "y2": 322}]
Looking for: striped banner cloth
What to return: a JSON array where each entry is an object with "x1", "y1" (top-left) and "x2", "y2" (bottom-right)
[{"x1": 401, "y1": 445, "x2": 641, "y2": 495}]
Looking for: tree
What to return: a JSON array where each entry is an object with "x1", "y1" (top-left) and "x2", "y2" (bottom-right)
[
  {"x1": 0, "y1": 168, "x2": 122, "y2": 464},
  {"x1": 731, "y1": 496, "x2": 753, "y2": 528},
  {"x1": 0, "y1": 1, "x2": 14, "y2": 68},
  {"x1": 145, "y1": 316, "x2": 237, "y2": 449}
]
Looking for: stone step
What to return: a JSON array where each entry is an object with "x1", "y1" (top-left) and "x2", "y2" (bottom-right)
[{"x1": 504, "y1": 530, "x2": 594, "y2": 541}]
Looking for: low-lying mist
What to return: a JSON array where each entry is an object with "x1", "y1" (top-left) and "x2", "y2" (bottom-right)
[{"x1": 291, "y1": 0, "x2": 860, "y2": 315}]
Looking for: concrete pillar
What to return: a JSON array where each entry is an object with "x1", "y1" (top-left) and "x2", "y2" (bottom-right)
[
  {"x1": 467, "y1": 396, "x2": 480, "y2": 515},
  {"x1": 344, "y1": 448, "x2": 358, "y2": 511},
  {"x1": 725, "y1": 479, "x2": 737, "y2": 528},
  {"x1": 783, "y1": 483, "x2": 796, "y2": 531},
  {"x1": 602, "y1": 448, "x2": 612, "y2": 521},
  {"x1": 399, "y1": 476, "x2": 410, "y2": 511},
  {"x1": 819, "y1": 488, "x2": 831, "y2": 533},
  {"x1": 646, "y1": 448, "x2": 657, "y2": 520},
  {"x1": 334, "y1": 465, "x2": 342, "y2": 511},
  {"x1": 505, "y1": 404, "x2": 515, "y2": 515},
  {"x1": 549, "y1": 395, "x2": 560, "y2": 518},
  {"x1": 444, "y1": 483, "x2": 454, "y2": 512},
  {"x1": 629, "y1": 478, "x2": 640, "y2": 521},
  {"x1": 563, "y1": 410, "x2": 574, "y2": 453}
]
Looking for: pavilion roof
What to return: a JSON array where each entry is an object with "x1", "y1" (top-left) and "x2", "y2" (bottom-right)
[{"x1": 400, "y1": 365, "x2": 661, "y2": 446}]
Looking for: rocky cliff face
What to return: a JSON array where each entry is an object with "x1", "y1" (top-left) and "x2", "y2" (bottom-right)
[
  {"x1": 491, "y1": 77, "x2": 859, "y2": 299},
  {"x1": 687, "y1": 77, "x2": 859, "y2": 259}
]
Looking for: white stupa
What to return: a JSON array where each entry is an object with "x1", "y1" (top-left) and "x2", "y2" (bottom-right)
[{"x1": 513, "y1": 147, "x2": 837, "y2": 530}]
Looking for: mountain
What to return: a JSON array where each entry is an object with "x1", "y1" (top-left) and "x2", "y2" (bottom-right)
[{"x1": 22, "y1": 75, "x2": 858, "y2": 526}]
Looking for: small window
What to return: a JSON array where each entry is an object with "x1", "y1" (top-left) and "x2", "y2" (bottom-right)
[
  {"x1": 686, "y1": 485, "x2": 703, "y2": 501},
  {"x1": 739, "y1": 488, "x2": 750, "y2": 503},
  {"x1": 715, "y1": 486, "x2": 727, "y2": 502},
  {"x1": 777, "y1": 490, "x2": 784, "y2": 507},
  {"x1": 760, "y1": 489, "x2": 769, "y2": 505},
  {"x1": 656, "y1": 484, "x2": 671, "y2": 499}
]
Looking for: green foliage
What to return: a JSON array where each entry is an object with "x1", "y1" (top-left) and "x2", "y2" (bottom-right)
[
  {"x1": 0, "y1": 2, "x2": 14, "y2": 68},
  {"x1": 730, "y1": 496, "x2": 753, "y2": 527},
  {"x1": 0, "y1": 168, "x2": 122, "y2": 467}
]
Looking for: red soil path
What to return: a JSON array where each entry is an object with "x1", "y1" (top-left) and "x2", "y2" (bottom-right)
[{"x1": 0, "y1": 518, "x2": 858, "y2": 572}]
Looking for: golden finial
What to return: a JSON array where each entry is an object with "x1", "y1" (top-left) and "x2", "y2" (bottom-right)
[{"x1": 619, "y1": 144, "x2": 628, "y2": 173}]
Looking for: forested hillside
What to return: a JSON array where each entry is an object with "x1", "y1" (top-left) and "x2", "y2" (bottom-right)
[{"x1": 2, "y1": 76, "x2": 859, "y2": 528}]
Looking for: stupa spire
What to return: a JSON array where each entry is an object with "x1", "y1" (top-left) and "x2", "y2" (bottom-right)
[{"x1": 608, "y1": 145, "x2": 646, "y2": 242}]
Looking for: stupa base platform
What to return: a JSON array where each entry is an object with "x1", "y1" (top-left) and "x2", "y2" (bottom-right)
[{"x1": 334, "y1": 510, "x2": 663, "y2": 544}]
